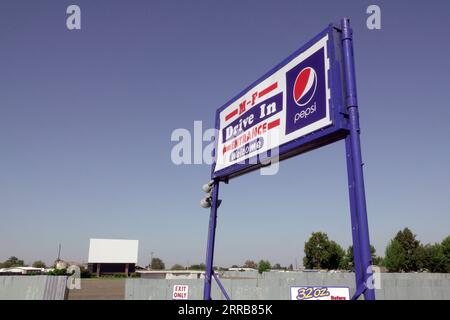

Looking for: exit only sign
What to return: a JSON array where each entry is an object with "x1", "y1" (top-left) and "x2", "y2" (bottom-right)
[{"x1": 173, "y1": 285, "x2": 189, "y2": 300}]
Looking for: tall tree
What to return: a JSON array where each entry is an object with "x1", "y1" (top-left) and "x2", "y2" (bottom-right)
[
  {"x1": 384, "y1": 228, "x2": 423, "y2": 272},
  {"x1": 170, "y1": 264, "x2": 185, "y2": 270},
  {"x1": 384, "y1": 239, "x2": 406, "y2": 272},
  {"x1": 303, "y1": 232, "x2": 344, "y2": 270},
  {"x1": 149, "y1": 257, "x2": 165, "y2": 270},
  {"x1": 272, "y1": 263, "x2": 283, "y2": 270},
  {"x1": 442, "y1": 236, "x2": 450, "y2": 272},
  {"x1": 421, "y1": 243, "x2": 447, "y2": 273},
  {"x1": 32, "y1": 261, "x2": 46, "y2": 268},
  {"x1": 327, "y1": 241, "x2": 345, "y2": 270},
  {"x1": 0, "y1": 256, "x2": 25, "y2": 268},
  {"x1": 189, "y1": 263, "x2": 206, "y2": 270},
  {"x1": 258, "y1": 260, "x2": 271, "y2": 274},
  {"x1": 340, "y1": 245, "x2": 382, "y2": 270}
]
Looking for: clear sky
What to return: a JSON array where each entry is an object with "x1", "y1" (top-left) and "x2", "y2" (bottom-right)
[{"x1": 1, "y1": 0, "x2": 449, "y2": 268}]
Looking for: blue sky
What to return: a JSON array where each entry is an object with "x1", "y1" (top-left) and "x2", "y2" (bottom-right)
[{"x1": 0, "y1": 0, "x2": 449, "y2": 268}]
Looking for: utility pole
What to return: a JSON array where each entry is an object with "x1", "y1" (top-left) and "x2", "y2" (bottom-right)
[{"x1": 57, "y1": 244, "x2": 61, "y2": 261}]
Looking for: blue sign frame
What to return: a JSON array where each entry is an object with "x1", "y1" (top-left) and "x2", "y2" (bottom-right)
[
  {"x1": 203, "y1": 19, "x2": 376, "y2": 301},
  {"x1": 212, "y1": 24, "x2": 348, "y2": 179}
]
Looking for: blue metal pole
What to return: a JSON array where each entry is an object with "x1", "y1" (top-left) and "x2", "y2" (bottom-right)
[
  {"x1": 344, "y1": 136, "x2": 363, "y2": 291},
  {"x1": 341, "y1": 18, "x2": 375, "y2": 300},
  {"x1": 203, "y1": 180, "x2": 220, "y2": 300}
]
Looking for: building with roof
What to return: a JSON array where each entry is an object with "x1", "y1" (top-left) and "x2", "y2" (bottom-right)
[
  {"x1": 87, "y1": 238, "x2": 139, "y2": 276},
  {"x1": 0, "y1": 267, "x2": 45, "y2": 275}
]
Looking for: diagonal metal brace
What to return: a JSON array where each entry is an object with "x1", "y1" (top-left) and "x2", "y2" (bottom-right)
[
  {"x1": 213, "y1": 271, "x2": 231, "y2": 300},
  {"x1": 351, "y1": 285, "x2": 367, "y2": 300}
]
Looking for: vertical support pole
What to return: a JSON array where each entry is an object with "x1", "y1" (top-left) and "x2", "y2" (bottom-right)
[
  {"x1": 96, "y1": 263, "x2": 101, "y2": 277},
  {"x1": 203, "y1": 180, "x2": 220, "y2": 300},
  {"x1": 341, "y1": 18, "x2": 375, "y2": 300},
  {"x1": 345, "y1": 136, "x2": 363, "y2": 288}
]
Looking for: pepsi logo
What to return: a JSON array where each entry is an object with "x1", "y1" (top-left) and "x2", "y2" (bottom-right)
[{"x1": 293, "y1": 67, "x2": 317, "y2": 107}]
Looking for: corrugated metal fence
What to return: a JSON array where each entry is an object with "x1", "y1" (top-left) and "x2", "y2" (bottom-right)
[
  {"x1": 0, "y1": 276, "x2": 67, "y2": 300},
  {"x1": 125, "y1": 272, "x2": 450, "y2": 300},
  {"x1": 1, "y1": 273, "x2": 449, "y2": 300}
]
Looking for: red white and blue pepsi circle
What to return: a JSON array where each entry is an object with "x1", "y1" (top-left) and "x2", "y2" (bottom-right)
[
  {"x1": 293, "y1": 67, "x2": 317, "y2": 107},
  {"x1": 285, "y1": 47, "x2": 327, "y2": 136}
]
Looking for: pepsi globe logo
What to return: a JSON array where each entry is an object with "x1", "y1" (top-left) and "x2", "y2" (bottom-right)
[
  {"x1": 285, "y1": 47, "x2": 326, "y2": 136},
  {"x1": 293, "y1": 67, "x2": 317, "y2": 107}
]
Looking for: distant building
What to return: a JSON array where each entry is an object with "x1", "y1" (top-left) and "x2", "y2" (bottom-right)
[
  {"x1": 137, "y1": 270, "x2": 205, "y2": 279},
  {"x1": 227, "y1": 267, "x2": 257, "y2": 272},
  {"x1": 0, "y1": 267, "x2": 44, "y2": 275},
  {"x1": 87, "y1": 238, "x2": 139, "y2": 276}
]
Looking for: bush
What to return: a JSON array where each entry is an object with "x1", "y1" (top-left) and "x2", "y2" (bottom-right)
[
  {"x1": 113, "y1": 273, "x2": 127, "y2": 278},
  {"x1": 80, "y1": 266, "x2": 92, "y2": 278},
  {"x1": 47, "y1": 268, "x2": 67, "y2": 276}
]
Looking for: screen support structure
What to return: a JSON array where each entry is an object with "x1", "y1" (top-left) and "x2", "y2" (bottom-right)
[
  {"x1": 203, "y1": 18, "x2": 375, "y2": 300},
  {"x1": 341, "y1": 18, "x2": 375, "y2": 300}
]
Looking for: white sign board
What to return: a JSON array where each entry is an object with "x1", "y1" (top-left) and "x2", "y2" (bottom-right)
[
  {"x1": 173, "y1": 285, "x2": 189, "y2": 300},
  {"x1": 290, "y1": 286, "x2": 350, "y2": 300},
  {"x1": 88, "y1": 238, "x2": 139, "y2": 263},
  {"x1": 214, "y1": 34, "x2": 331, "y2": 174}
]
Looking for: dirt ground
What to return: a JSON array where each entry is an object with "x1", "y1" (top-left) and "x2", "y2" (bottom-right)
[{"x1": 67, "y1": 279, "x2": 125, "y2": 300}]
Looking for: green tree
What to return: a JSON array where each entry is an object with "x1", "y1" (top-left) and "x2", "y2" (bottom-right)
[
  {"x1": 442, "y1": 236, "x2": 450, "y2": 256},
  {"x1": 272, "y1": 263, "x2": 283, "y2": 270},
  {"x1": 170, "y1": 264, "x2": 185, "y2": 270},
  {"x1": 384, "y1": 239, "x2": 406, "y2": 272},
  {"x1": 32, "y1": 260, "x2": 46, "y2": 268},
  {"x1": 258, "y1": 260, "x2": 271, "y2": 274},
  {"x1": 303, "y1": 232, "x2": 344, "y2": 270},
  {"x1": 421, "y1": 243, "x2": 447, "y2": 273},
  {"x1": 288, "y1": 264, "x2": 294, "y2": 271},
  {"x1": 189, "y1": 263, "x2": 206, "y2": 270},
  {"x1": 149, "y1": 257, "x2": 165, "y2": 270},
  {"x1": 327, "y1": 241, "x2": 345, "y2": 269},
  {"x1": 0, "y1": 256, "x2": 25, "y2": 268},
  {"x1": 442, "y1": 236, "x2": 450, "y2": 272},
  {"x1": 340, "y1": 245, "x2": 382, "y2": 271},
  {"x1": 243, "y1": 260, "x2": 257, "y2": 269},
  {"x1": 384, "y1": 228, "x2": 422, "y2": 272}
]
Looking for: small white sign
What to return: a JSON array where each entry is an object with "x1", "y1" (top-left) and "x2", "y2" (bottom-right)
[
  {"x1": 173, "y1": 285, "x2": 189, "y2": 300},
  {"x1": 290, "y1": 286, "x2": 350, "y2": 300}
]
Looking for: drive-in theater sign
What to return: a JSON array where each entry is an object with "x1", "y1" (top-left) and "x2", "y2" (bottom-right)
[
  {"x1": 214, "y1": 31, "x2": 335, "y2": 177},
  {"x1": 202, "y1": 19, "x2": 376, "y2": 300}
]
